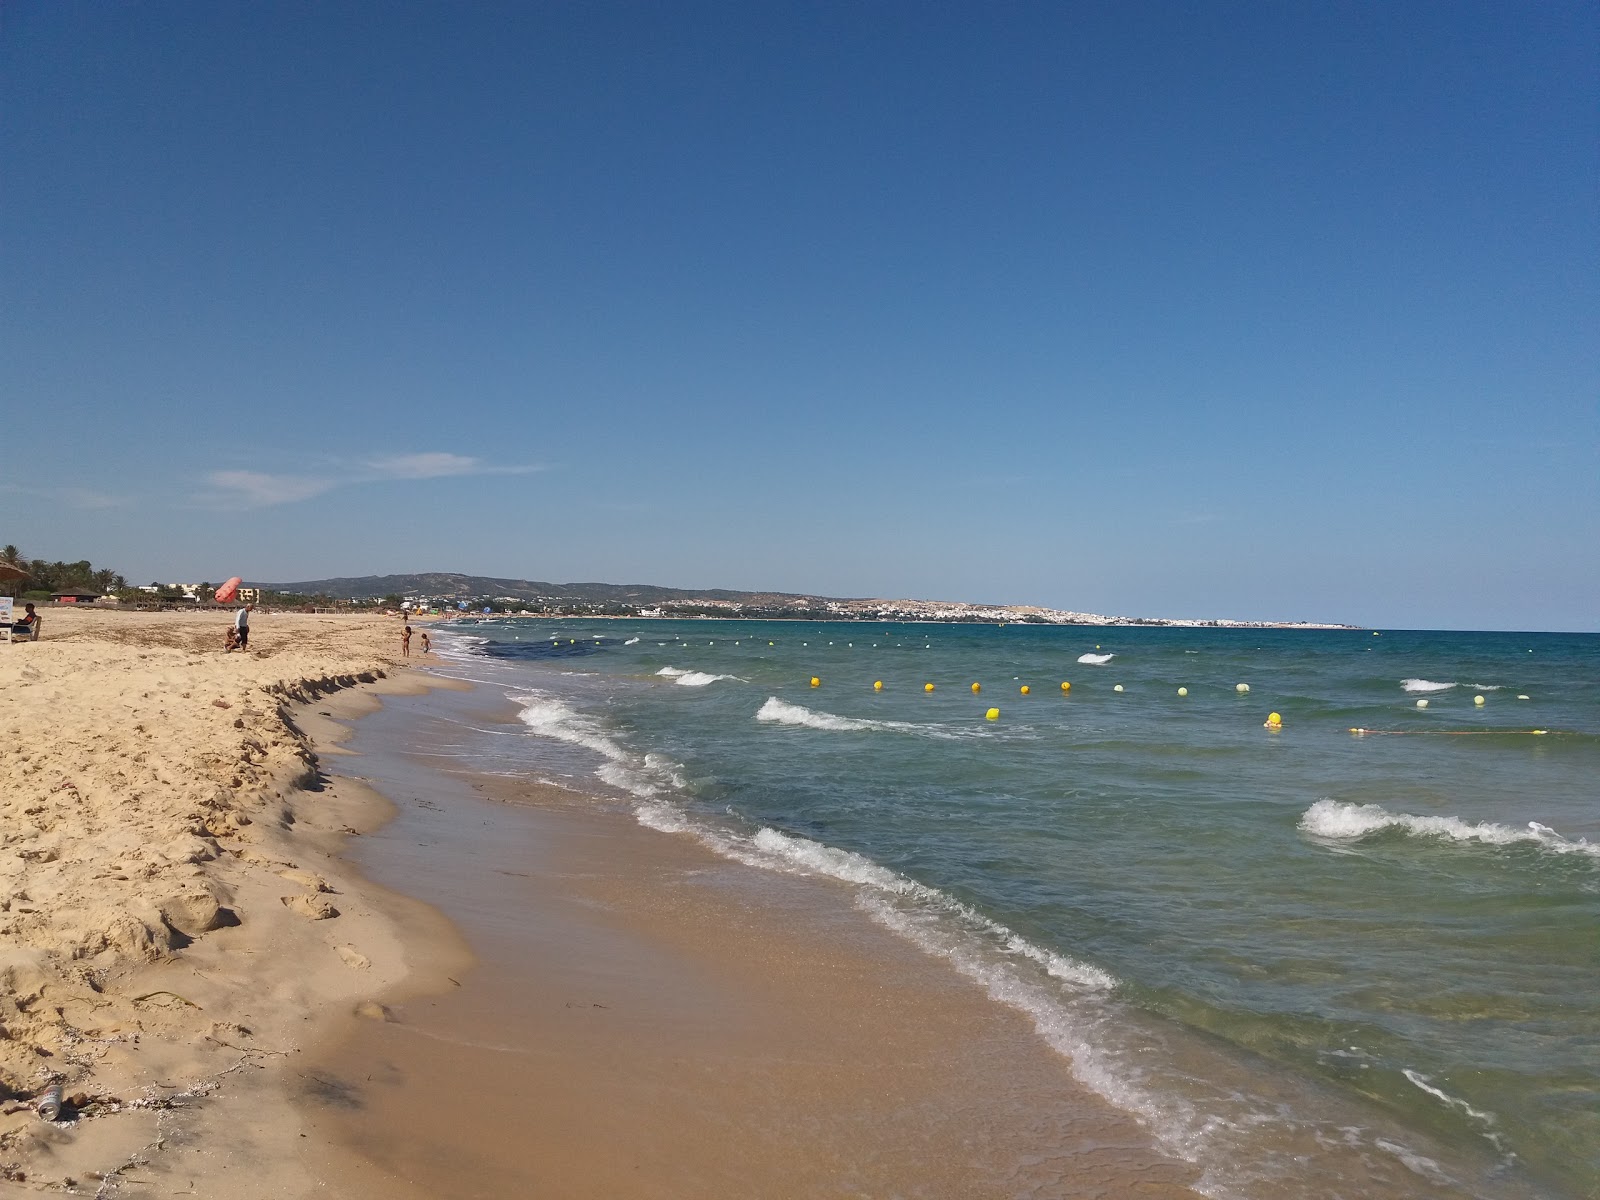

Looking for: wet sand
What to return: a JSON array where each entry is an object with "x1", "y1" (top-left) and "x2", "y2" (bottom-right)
[{"x1": 301, "y1": 683, "x2": 1202, "y2": 1198}]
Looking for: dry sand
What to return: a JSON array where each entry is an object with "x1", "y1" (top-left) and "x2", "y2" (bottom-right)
[
  {"x1": 0, "y1": 607, "x2": 463, "y2": 1194},
  {"x1": 1, "y1": 608, "x2": 1201, "y2": 1198}
]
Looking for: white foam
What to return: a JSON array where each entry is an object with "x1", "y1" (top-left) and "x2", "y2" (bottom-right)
[
  {"x1": 1077, "y1": 652, "x2": 1114, "y2": 665},
  {"x1": 624, "y1": 636, "x2": 640, "y2": 645},
  {"x1": 1402, "y1": 1070, "x2": 1511, "y2": 1156},
  {"x1": 1300, "y1": 800, "x2": 1600, "y2": 859},
  {"x1": 1400, "y1": 679, "x2": 1456, "y2": 693},
  {"x1": 656, "y1": 667, "x2": 738, "y2": 687},
  {"x1": 756, "y1": 696, "x2": 878, "y2": 732},
  {"x1": 512, "y1": 691, "x2": 683, "y2": 799},
  {"x1": 753, "y1": 697, "x2": 980, "y2": 739}
]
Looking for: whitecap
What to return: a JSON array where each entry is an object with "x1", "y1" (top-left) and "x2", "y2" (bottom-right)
[
  {"x1": 624, "y1": 636, "x2": 640, "y2": 645},
  {"x1": 1401, "y1": 679, "x2": 1457, "y2": 693},
  {"x1": 754, "y1": 697, "x2": 981, "y2": 739},
  {"x1": 1077, "y1": 652, "x2": 1114, "y2": 665},
  {"x1": 656, "y1": 666, "x2": 739, "y2": 687},
  {"x1": 756, "y1": 696, "x2": 877, "y2": 732},
  {"x1": 1299, "y1": 800, "x2": 1600, "y2": 859}
]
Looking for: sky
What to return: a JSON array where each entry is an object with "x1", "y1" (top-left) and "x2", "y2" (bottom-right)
[{"x1": 2, "y1": 2, "x2": 1596, "y2": 630}]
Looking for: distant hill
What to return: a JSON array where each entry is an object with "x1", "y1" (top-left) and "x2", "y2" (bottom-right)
[
  {"x1": 253, "y1": 572, "x2": 843, "y2": 606},
  {"x1": 248, "y1": 572, "x2": 1352, "y2": 629}
]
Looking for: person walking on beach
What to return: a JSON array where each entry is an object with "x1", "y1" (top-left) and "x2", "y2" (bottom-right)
[
  {"x1": 235, "y1": 603, "x2": 252, "y2": 650},
  {"x1": 401, "y1": 624, "x2": 412, "y2": 657}
]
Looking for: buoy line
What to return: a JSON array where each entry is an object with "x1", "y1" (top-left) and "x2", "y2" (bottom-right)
[{"x1": 1349, "y1": 728, "x2": 1552, "y2": 736}]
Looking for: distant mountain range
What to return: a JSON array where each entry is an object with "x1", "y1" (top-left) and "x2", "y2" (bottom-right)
[
  {"x1": 256, "y1": 572, "x2": 829, "y2": 606},
  {"x1": 253, "y1": 572, "x2": 1352, "y2": 629}
]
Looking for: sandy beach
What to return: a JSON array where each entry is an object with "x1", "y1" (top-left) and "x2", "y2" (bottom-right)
[
  {"x1": 0, "y1": 608, "x2": 1202, "y2": 1197},
  {"x1": 0, "y1": 607, "x2": 463, "y2": 1194}
]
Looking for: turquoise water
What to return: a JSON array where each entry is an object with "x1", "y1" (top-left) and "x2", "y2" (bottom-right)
[{"x1": 431, "y1": 620, "x2": 1599, "y2": 1199}]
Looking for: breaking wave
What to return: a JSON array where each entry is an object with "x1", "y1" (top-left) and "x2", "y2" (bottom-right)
[
  {"x1": 1401, "y1": 679, "x2": 1457, "y2": 693},
  {"x1": 656, "y1": 667, "x2": 739, "y2": 687},
  {"x1": 1078, "y1": 652, "x2": 1115, "y2": 665},
  {"x1": 1300, "y1": 800, "x2": 1600, "y2": 859},
  {"x1": 754, "y1": 697, "x2": 981, "y2": 739},
  {"x1": 512, "y1": 692, "x2": 684, "y2": 797}
]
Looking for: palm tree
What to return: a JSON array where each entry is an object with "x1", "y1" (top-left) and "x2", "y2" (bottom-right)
[{"x1": 1, "y1": 546, "x2": 22, "y2": 566}]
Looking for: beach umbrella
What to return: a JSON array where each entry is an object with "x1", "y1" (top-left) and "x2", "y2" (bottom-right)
[
  {"x1": 0, "y1": 562, "x2": 30, "y2": 585},
  {"x1": 214, "y1": 576, "x2": 242, "y2": 603}
]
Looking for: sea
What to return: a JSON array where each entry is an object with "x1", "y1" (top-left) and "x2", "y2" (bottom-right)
[{"x1": 424, "y1": 618, "x2": 1598, "y2": 1200}]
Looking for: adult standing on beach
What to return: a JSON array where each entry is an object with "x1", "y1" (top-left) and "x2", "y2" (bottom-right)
[{"x1": 235, "y1": 603, "x2": 252, "y2": 650}]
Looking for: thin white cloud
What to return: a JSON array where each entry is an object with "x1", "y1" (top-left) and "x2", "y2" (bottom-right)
[
  {"x1": 366, "y1": 452, "x2": 543, "y2": 480},
  {"x1": 207, "y1": 471, "x2": 335, "y2": 507},
  {"x1": 202, "y1": 454, "x2": 543, "y2": 508},
  {"x1": 367, "y1": 452, "x2": 485, "y2": 479}
]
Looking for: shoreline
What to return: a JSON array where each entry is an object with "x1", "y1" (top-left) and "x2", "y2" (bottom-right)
[
  {"x1": 296, "y1": 678, "x2": 1206, "y2": 1198},
  {"x1": 0, "y1": 608, "x2": 468, "y2": 1194},
  {"x1": 0, "y1": 608, "x2": 1201, "y2": 1196}
]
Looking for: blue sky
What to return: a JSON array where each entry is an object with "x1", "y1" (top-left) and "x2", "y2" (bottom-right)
[{"x1": 3, "y1": 2, "x2": 1595, "y2": 629}]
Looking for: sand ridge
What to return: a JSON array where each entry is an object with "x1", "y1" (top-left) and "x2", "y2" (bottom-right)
[{"x1": 0, "y1": 608, "x2": 459, "y2": 1192}]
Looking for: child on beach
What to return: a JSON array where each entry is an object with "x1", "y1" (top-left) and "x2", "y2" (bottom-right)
[
  {"x1": 420, "y1": 631, "x2": 430, "y2": 654},
  {"x1": 401, "y1": 625, "x2": 412, "y2": 656},
  {"x1": 224, "y1": 625, "x2": 240, "y2": 652}
]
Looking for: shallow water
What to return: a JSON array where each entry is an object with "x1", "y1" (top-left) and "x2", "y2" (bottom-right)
[{"x1": 430, "y1": 620, "x2": 1599, "y2": 1199}]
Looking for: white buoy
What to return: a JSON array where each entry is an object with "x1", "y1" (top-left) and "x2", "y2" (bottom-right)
[
  {"x1": 1177, "y1": 687, "x2": 1188, "y2": 697},
  {"x1": 1517, "y1": 694, "x2": 1530, "y2": 700},
  {"x1": 1236, "y1": 683, "x2": 1250, "y2": 694},
  {"x1": 1416, "y1": 699, "x2": 1429, "y2": 708},
  {"x1": 1114, "y1": 684, "x2": 1124, "y2": 693}
]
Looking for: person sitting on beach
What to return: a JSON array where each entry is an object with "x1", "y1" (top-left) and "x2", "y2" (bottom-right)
[
  {"x1": 11, "y1": 603, "x2": 39, "y2": 641},
  {"x1": 401, "y1": 625, "x2": 412, "y2": 657},
  {"x1": 225, "y1": 624, "x2": 240, "y2": 652}
]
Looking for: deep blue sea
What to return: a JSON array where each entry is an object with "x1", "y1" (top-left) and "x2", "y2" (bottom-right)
[{"x1": 427, "y1": 619, "x2": 1598, "y2": 1200}]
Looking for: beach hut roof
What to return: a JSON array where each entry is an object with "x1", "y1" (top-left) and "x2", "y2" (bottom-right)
[
  {"x1": 0, "y1": 562, "x2": 30, "y2": 583},
  {"x1": 50, "y1": 588, "x2": 102, "y2": 599}
]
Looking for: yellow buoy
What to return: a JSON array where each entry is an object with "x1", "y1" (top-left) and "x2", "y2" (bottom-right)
[
  {"x1": 1474, "y1": 694, "x2": 1486, "y2": 706},
  {"x1": 1060, "y1": 681, "x2": 1071, "y2": 692},
  {"x1": 1265, "y1": 712, "x2": 1283, "y2": 728},
  {"x1": 924, "y1": 682, "x2": 935, "y2": 692},
  {"x1": 873, "y1": 680, "x2": 883, "y2": 691},
  {"x1": 810, "y1": 676, "x2": 820, "y2": 688},
  {"x1": 985, "y1": 707, "x2": 1000, "y2": 720},
  {"x1": 971, "y1": 682, "x2": 981, "y2": 694},
  {"x1": 1020, "y1": 685, "x2": 1030, "y2": 695},
  {"x1": 1177, "y1": 687, "x2": 1188, "y2": 697}
]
